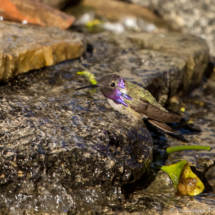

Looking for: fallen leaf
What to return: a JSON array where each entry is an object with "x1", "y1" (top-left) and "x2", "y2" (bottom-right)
[{"x1": 161, "y1": 160, "x2": 205, "y2": 196}]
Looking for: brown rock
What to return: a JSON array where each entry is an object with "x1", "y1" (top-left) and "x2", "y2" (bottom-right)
[
  {"x1": 0, "y1": 0, "x2": 75, "y2": 29},
  {"x1": 0, "y1": 0, "x2": 45, "y2": 26},
  {"x1": 0, "y1": 21, "x2": 86, "y2": 81}
]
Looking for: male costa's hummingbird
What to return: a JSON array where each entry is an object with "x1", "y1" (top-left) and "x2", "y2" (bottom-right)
[{"x1": 76, "y1": 74, "x2": 182, "y2": 133}]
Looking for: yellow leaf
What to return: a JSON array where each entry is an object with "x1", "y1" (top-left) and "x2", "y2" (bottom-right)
[
  {"x1": 77, "y1": 71, "x2": 97, "y2": 85},
  {"x1": 178, "y1": 163, "x2": 204, "y2": 196},
  {"x1": 86, "y1": 19, "x2": 102, "y2": 28}
]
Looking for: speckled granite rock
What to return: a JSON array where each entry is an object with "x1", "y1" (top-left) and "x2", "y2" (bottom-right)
[
  {"x1": 127, "y1": 0, "x2": 215, "y2": 57},
  {"x1": 0, "y1": 21, "x2": 86, "y2": 82},
  {"x1": 0, "y1": 62, "x2": 153, "y2": 214}
]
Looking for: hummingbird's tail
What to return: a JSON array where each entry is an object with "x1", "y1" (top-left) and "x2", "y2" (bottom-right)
[{"x1": 148, "y1": 119, "x2": 176, "y2": 134}]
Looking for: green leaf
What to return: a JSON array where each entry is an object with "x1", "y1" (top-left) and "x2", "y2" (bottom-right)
[{"x1": 161, "y1": 160, "x2": 187, "y2": 189}]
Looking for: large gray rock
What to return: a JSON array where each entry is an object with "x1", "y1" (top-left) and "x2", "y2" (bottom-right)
[
  {"x1": 0, "y1": 61, "x2": 153, "y2": 214},
  {"x1": 126, "y1": 32, "x2": 209, "y2": 103},
  {"x1": 0, "y1": 21, "x2": 86, "y2": 82}
]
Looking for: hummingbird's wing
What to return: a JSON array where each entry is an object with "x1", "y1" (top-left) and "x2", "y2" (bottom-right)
[
  {"x1": 148, "y1": 119, "x2": 175, "y2": 134},
  {"x1": 130, "y1": 98, "x2": 182, "y2": 123}
]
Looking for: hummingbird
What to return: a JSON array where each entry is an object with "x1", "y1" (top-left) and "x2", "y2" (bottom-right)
[{"x1": 76, "y1": 74, "x2": 182, "y2": 133}]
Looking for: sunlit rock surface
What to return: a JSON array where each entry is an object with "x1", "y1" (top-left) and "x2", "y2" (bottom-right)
[{"x1": 0, "y1": 21, "x2": 86, "y2": 82}]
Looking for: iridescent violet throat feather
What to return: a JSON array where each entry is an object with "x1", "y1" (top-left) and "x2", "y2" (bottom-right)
[{"x1": 104, "y1": 88, "x2": 132, "y2": 107}]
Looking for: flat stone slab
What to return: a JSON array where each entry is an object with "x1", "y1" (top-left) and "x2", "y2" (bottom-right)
[
  {"x1": 0, "y1": 21, "x2": 86, "y2": 81},
  {"x1": 127, "y1": 32, "x2": 209, "y2": 93}
]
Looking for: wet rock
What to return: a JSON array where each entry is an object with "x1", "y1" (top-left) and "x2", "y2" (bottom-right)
[
  {"x1": 205, "y1": 166, "x2": 215, "y2": 190},
  {"x1": 144, "y1": 170, "x2": 174, "y2": 194},
  {"x1": 119, "y1": 192, "x2": 215, "y2": 215},
  {"x1": 127, "y1": 32, "x2": 209, "y2": 102},
  {"x1": 0, "y1": 21, "x2": 86, "y2": 82},
  {"x1": 0, "y1": 62, "x2": 153, "y2": 213},
  {"x1": 197, "y1": 156, "x2": 214, "y2": 170},
  {"x1": 140, "y1": 84, "x2": 215, "y2": 214},
  {"x1": 0, "y1": 0, "x2": 75, "y2": 29},
  {"x1": 118, "y1": 165, "x2": 215, "y2": 214}
]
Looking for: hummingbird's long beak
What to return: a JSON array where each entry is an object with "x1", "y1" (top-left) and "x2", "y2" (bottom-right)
[{"x1": 75, "y1": 84, "x2": 99, "y2": 90}]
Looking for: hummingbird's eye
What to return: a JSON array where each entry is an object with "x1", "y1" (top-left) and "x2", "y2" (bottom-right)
[{"x1": 110, "y1": 82, "x2": 115, "y2": 87}]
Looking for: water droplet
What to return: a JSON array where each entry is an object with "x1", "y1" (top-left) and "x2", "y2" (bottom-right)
[{"x1": 22, "y1": 20, "x2": 28, "y2": 24}]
